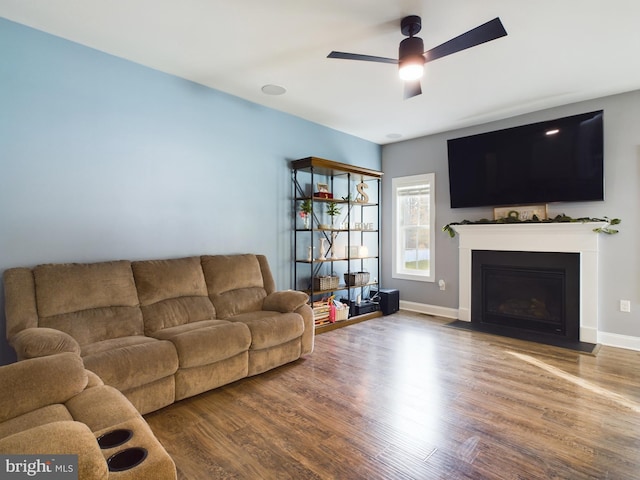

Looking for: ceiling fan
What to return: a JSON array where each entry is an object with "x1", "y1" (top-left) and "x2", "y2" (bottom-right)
[{"x1": 328, "y1": 16, "x2": 507, "y2": 99}]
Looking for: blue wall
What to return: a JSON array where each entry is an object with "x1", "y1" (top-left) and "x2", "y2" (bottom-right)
[{"x1": 0, "y1": 18, "x2": 381, "y2": 364}]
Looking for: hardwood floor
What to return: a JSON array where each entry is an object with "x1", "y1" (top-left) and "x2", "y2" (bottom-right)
[{"x1": 144, "y1": 311, "x2": 640, "y2": 479}]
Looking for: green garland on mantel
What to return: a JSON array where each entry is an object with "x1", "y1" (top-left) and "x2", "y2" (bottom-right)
[{"x1": 443, "y1": 214, "x2": 621, "y2": 238}]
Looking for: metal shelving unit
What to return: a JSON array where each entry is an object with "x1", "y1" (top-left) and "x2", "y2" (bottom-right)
[{"x1": 291, "y1": 157, "x2": 383, "y2": 332}]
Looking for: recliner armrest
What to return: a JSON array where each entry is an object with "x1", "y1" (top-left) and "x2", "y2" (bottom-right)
[
  {"x1": 0, "y1": 353, "x2": 88, "y2": 424},
  {"x1": 10, "y1": 327, "x2": 81, "y2": 360},
  {"x1": 0, "y1": 421, "x2": 109, "y2": 480},
  {"x1": 262, "y1": 290, "x2": 309, "y2": 313}
]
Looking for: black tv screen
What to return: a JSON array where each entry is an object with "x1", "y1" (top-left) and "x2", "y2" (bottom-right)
[{"x1": 447, "y1": 110, "x2": 604, "y2": 208}]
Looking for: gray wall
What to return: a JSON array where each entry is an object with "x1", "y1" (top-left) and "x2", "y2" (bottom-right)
[{"x1": 381, "y1": 91, "x2": 640, "y2": 346}]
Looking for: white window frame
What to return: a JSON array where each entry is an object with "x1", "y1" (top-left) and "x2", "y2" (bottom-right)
[{"x1": 391, "y1": 173, "x2": 435, "y2": 282}]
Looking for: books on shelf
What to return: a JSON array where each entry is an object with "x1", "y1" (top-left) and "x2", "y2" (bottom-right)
[
  {"x1": 312, "y1": 298, "x2": 349, "y2": 325},
  {"x1": 312, "y1": 300, "x2": 330, "y2": 325}
]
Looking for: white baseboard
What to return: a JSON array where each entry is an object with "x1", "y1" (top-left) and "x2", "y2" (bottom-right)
[
  {"x1": 399, "y1": 301, "x2": 640, "y2": 352},
  {"x1": 399, "y1": 300, "x2": 458, "y2": 319},
  {"x1": 598, "y1": 331, "x2": 640, "y2": 352}
]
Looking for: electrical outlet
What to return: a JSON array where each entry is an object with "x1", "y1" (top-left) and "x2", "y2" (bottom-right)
[
  {"x1": 620, "y1": 300, "x2": 631, "y2": 313},
  {"x1": 438, "y1": 279, "x2": 446, "y2": 291}
]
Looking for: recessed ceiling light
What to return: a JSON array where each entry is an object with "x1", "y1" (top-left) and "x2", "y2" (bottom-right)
[
  {"x1": 386, "y1": 133, "x2": 403, "y2": 139},
  {"x1": 546, "y1": 129, "x2": 560, "y2": 135},
  {"x1": 261, "y1": 84, "x2": 286, "y2": 96}
]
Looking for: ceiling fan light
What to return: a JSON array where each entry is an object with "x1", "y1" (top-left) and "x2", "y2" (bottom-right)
[
  {"x1": 398, "y1": 56, "x2": 425, "y2": 80},
  {"x1": 398, "y1": 36, "x2": 425, "y2": 81}
]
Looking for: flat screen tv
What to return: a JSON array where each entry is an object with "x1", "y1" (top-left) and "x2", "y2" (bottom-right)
[{"x1": 447, "y1": 110, "x2": 604, "y2": 208}]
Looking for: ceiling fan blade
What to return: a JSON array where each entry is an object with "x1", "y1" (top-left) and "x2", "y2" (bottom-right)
[
  {"x1": 424, "y1": 17, "x2": 507, "y2": 63},
  {"x1": 327, "y1": 51, "x2": 398, "y2": 64},
  {"x1": 403, "y1": 80, "x2": 422, "y2": 99}
]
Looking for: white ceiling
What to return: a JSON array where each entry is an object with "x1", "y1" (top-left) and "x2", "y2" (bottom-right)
[{"x1": 2, "y1": 0, "x2": 640, "y2": 145}]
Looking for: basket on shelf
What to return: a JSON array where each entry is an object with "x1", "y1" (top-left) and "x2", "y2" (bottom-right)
[
  {"x1": 334, "y1": 305, "x2": 349, "y2": 321},
  {"x1": 313, "y1": 275, "x2": 339, "y2": 291},
  {"x1": 343, "y1": 271, "x2": 370, "y2": 286}
]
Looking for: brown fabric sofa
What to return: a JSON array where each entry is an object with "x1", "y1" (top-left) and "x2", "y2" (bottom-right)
[
  {"x1": 0, "y1": 352, "x2": 176, "y2": 479},
  {"x1": 4, "y1": 254, "x2": 314, "y2": 414}
]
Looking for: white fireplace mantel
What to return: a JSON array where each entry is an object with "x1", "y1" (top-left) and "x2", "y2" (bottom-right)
[{"x1": 452, "y1": 222, "x2": 606, "y2": 344}]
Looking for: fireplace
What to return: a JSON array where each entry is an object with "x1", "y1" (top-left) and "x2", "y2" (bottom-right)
[
  {"x1": 471, "y1": 250, "x2": 580, "y2": 342},
  {"x1": 451, "y1": 222, "x2": 605, "y2": 347}
]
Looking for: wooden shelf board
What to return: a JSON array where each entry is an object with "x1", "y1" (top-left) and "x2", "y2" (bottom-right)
[
  {"x1": 315, "y1": 310, "x2": 383, "y2": 334},
  {"x1": 296, "y1": 257, "x2": 378, "y2": 263},
  {"x1": 291, "y1": 157, "x2": 383, "y2": 179},
  {"x1": 303, "y1": 282, "x2": 379, "y2": 295}
]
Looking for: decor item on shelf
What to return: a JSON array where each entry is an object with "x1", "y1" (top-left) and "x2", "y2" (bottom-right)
[
  {"x1": 327, "y1": 295, "x2": 349, "y2": 322},
  {"x1": 494, "y1": 205, "x2": 547, "y2": 221},
  {"x1": 330, "y1": 232, "x2": 338, "y2": 259},
  {"x1": 344, "y1": 271, "x2": 370, "y2": 286},
  {"x1": 345, "y1": 245, "x2": 369, "y2": 258},
  {"x1": 313, "y1": 275, "x2": 339, "y2": 291},
  {"x1": 356, "y1": 181, "x2": 369, "y2": 203},
  {"x1": 299, "y1": 199, "x2": 313, "y2": 229},
  {"x1": 318, "y1": 237, "x2": 327, "y2": 260},
  {"x1": 442, "y1": 215, "x2": 621, "y2": 238},
  {"x1": 326, "y1": 203, "x2": 341, "y2": 228},
  {"x1": 334, "y1": 303, "x2": 349, "y2": 321},
  {"x1": 315, "y1": 182, "x2": 332, "y2": 199},
  {"x1": 353, "y1": 222, "x2": 374, "y2": 231},
  {"x1": 307, "y1": 246, "x2": 314, "y2": 262}
]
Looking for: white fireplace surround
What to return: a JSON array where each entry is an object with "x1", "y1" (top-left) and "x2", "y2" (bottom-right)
[{"x1": 452, "y1": 222, "x2": 607, "y2": 344}]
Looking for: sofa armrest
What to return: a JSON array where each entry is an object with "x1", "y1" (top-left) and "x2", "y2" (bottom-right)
[
  {"x1": 0, "y1": 421, "x2": 108, "y2": 480},
  {"x1": 295, "y1": 303, "x2": 315, "y2": 355},
  {"x1": 0, "y1": 353, "x2": 88, "y2": 423},
  {"x1": 10, "y1": 327, "x2": 81, "y2": 360},
  {"x1": 262, "y1": 290, "x2": 309, "y2": 313}
]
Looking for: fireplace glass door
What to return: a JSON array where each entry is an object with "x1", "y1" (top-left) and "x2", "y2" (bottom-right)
[{"x1": 472, "y1": 250, "x2": 580, "y2": 341}]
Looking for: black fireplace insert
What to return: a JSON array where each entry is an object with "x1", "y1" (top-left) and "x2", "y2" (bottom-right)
[{"x1": 471, "y1": 250, "x2": 580, "y2": 342}]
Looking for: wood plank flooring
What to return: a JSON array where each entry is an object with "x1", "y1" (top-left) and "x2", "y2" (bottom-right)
[{"x1": 144, "y1": 311, "x2": 640, "y2": 479}]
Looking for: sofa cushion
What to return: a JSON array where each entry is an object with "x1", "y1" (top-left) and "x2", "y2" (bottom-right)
[
  {"x1": 3, "y1": 267, "x2": 39, "y2": 337},
  {"x1": 228, "y1": 311, "x2": 304, "y2": 350},
  {"x1": 132, "y1": 257, "x2": 217, "y2": 334},
  {"x1": 201, "y1": 254, "x2": 267, "y2": 318},
  {"x1": 34, "y1": 261, "x2": 143, "y2": 345},
  {"x1": 141, "y1": 297, "x2": 216, "y2": 335},
  {"x1": 39, "y1": 307, "x2": 144, "y2": 347},
  {"x1": 81, "y1": 337, "x2": 178, "y2": 392},
  {"x1": 160, "y1": 322, "x2": 251, "y2": 368},
  {"x1": 0, "y1": 404, "x2": 72, "y2": 440},
  {"x1": 149, "y1": 319, "x2": 228, "y2": 340},
  {"x1": 133, "y1": 256, "x2": 207, "y2": 305},
  {"x1": 34, "y1": 261, "x2": 139, "y2": 316}
]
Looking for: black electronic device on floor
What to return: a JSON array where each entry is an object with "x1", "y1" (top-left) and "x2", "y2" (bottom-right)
[
  {"x1": 354, "y1": 301, "x2": 379, "y2": 316},
  {"x1": 371, "y1": 289, "x2": 399, "y2": 316}
]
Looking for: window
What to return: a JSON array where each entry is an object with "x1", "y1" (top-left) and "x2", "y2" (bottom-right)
[{"x1": 392, "y1": 173, "x2": 435, "y2": 282}]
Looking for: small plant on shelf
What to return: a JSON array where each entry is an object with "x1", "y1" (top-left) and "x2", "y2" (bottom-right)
[
  {"x1": 299, "y1": 199, "x2": 313, "y2": 229},
  {"x1": 326, "y1": 203, "x2": 341, "y2": 228}
]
